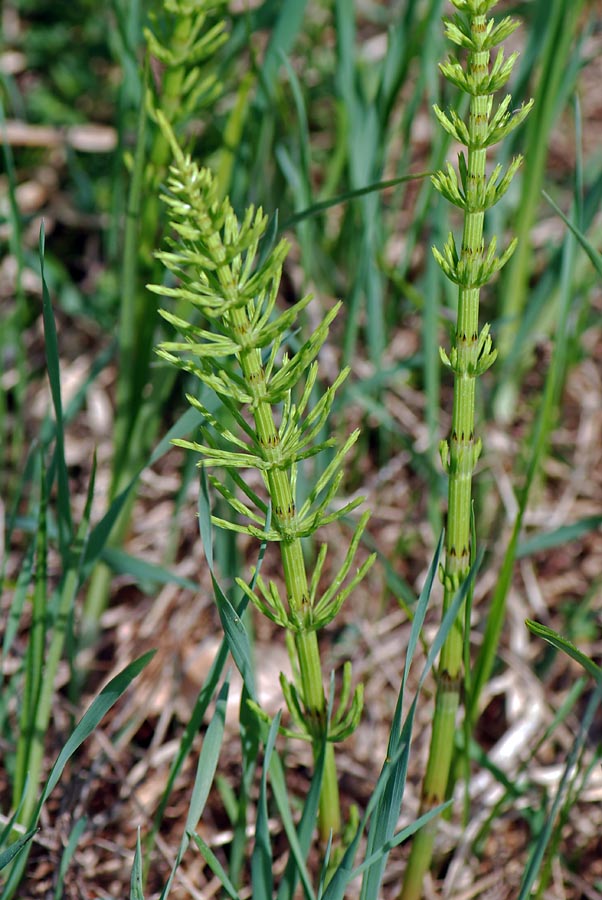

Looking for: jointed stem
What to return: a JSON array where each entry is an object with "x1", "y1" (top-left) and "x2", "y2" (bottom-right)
[
  {"x1": 229, "y1": 298, "x2": 341, "y2": 840},
  {"x1": 153, "y1": 109, "x2": 375, "y2": 851},
  {"x1": 401, "y1": 12, "x2": 492, "y2": 898}
]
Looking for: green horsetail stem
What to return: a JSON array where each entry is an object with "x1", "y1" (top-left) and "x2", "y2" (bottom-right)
[
  {"x1": 400, "y1": 3, "x2": 532, "y2": 897},
  {"x1": 150, "y1": 114, "x2": 375, "y2": 844}
]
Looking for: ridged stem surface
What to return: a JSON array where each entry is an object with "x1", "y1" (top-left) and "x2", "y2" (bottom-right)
[{"x1": 400, "y1": 14, "x2": 490, "y2": 898}]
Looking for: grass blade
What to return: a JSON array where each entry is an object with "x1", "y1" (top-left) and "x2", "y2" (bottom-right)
[
  {"x1": 251, "y1": 713, "x2": 280, "y2": 900},
  {"x1": 39, "y1": 224, "x2": 73, "y2": 556},
  {"x1": 129, "y1": 830, "x2": 145, "y2": 900},
  {"x1": 517, "y1": 681, "x2": 602, "y2": 900},
  {"x1": 0, "y1": 830, "x2": 37, "y2": 872},
  {"x1": 159, "y1": 680, "x2": 229, "y2": 899},
  {"x1": 525, "y1": 620, "x2": 602, "y2": 683},
  {"x1": 54, "y1": 816, "x2": 88, "y2": 900},
  {"x1": 189, "y1": 832, "x2": 241, "y2": 900},
  {"x1": 2, "y1": 653, "x2": 154, "y2": 898}
]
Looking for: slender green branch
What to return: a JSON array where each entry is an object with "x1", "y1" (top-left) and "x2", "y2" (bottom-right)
[{"x1": 400, "y1": 3, "x2": 532, "y2": 896}]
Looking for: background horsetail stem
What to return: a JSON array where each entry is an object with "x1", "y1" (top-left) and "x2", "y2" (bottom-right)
[
  {"x1": 400, "y1": 3, "x2": 532, "y2": 896},
  {"x1": 83, "y1": 2, "x2": 228, "y2": 636}
]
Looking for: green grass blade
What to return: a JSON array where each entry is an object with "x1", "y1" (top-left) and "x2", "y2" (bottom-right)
[
  {"x1": 517, "y1": 681, "x2": 602, "y2": 900},
  {"x1": 198, "y1": 469, "x2": 258, "y2": 700},
  {"x1": 359, "y1": 535, "x2": 468, "y2": 900},
  {"x1": 185, "y1": 680, "x2": 229, "y2": 835},
  {"x1": 145, "y1": 643, "x2": 229, "y2": 869},
  {"x1": 353, "y1": 801, "x2": 452, "y2": 881},
  {"x1": 517, "y1": 515, "x2": 602, "y2": 558},
  {"x1": 129, "y1": 830, "x2": 145, "y2": 900},
  {"x1": 189, "y1": 832, "x2": 241, "y2": 900},
  {"x1": 2, "y1": 537, "x2": 34, "y2": 660},
  {"x1": 2, "y1": 653, "x2": 154, "y2": 898},
  {"x1": 159, "y1": 680, "x2": 229, "y2": 899},
  {"x1": 280, "y1": 172, "x2": 431, "y2": 231},
  {"x1": 321, "y1": 551, "x2": 475, "y2": 900},
  {"x1": 13, "y1": 466, "x2": 48, "y2": 803},
  {"x1": 542, "y1": 188, "x2": 602, "y2": 277},
  {"x1": 251, "y1": 713, "x2": 280, "y2": 900},
  {"x1": 256, "y1": 0, "x2": 308, "y2": 109},
  {"x1": 54, "y1": 816, "x2": 87, "y2": 900},
  {"x1": 43, "y1": 651, "x2": 155, "y2": 804},
  {"x1": 212, "y1": 575, "x2": 256, "y2": 701},
  {"x1": 101, "y1": 547, "x2": 200, "y2": 593},
  {"x1": 40, "y1": 224, "x2": 73, "y2": 555},
  {"x1": 273, "y1": 742, "x2": 320, "y2": 900},
  {"x1": 525, "y1": 620, "x2": 602, "y2": 683},
  {"x1": 0, "y1": 830, "x2": 37, "y2": 872}
]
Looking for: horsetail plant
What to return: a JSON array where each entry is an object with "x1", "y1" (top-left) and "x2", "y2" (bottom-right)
[
  {"x1": 84, "y1": 0, "x2": 229, "y2": 635},
  {"x1": 400, "y1": 3, "x2": 532, "y2": 897},
  {"x1": 148, "y1": 112, "x2": 376, "y2": 842}
]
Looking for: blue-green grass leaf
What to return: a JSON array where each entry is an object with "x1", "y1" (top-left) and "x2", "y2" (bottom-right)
[
  {"x1": 321, "y1": 739, "x2": 410, "y2": 900},
  {"x1": 186, "y1": 680, "x2": 229, "y2": 833},
  {"x1": 148, "y1": 644, "x2": 229, "y2": 857},
  {"x1": 355, "y1": 801, "x2": 452, "y2": 880},
  {"x1": 198, "y1": 467, "x2": 214, "y2": 570},
  {"x1": 256, "y1": 0, "x2": 308, "y2": 108},
  {"x1": 518, "y1": 515, "x2": 602, "y2": 558},
  {"x1": 101, "y1": 547, "x2": 200, "y2": 592},
  {"x1": 198, "y1": 469, "x2": 260, "y2": 700}
]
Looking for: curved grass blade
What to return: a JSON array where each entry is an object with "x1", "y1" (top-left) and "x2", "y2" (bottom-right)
[
  {"x1": 542, "y1": 188, "x2": 602, "y2": 277},
  {"x1": 525, "y1": 620, "x2": 602, "y2": 683},
  {"x1": 101, "y1": 547, "x2": 200, "y2": 593},
  {"x1": 280, "y1": 172, "x2": 431, "y2": 231},
  {"x1": 2, "y1": 652, "x2": 154, "y2": 898}
]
